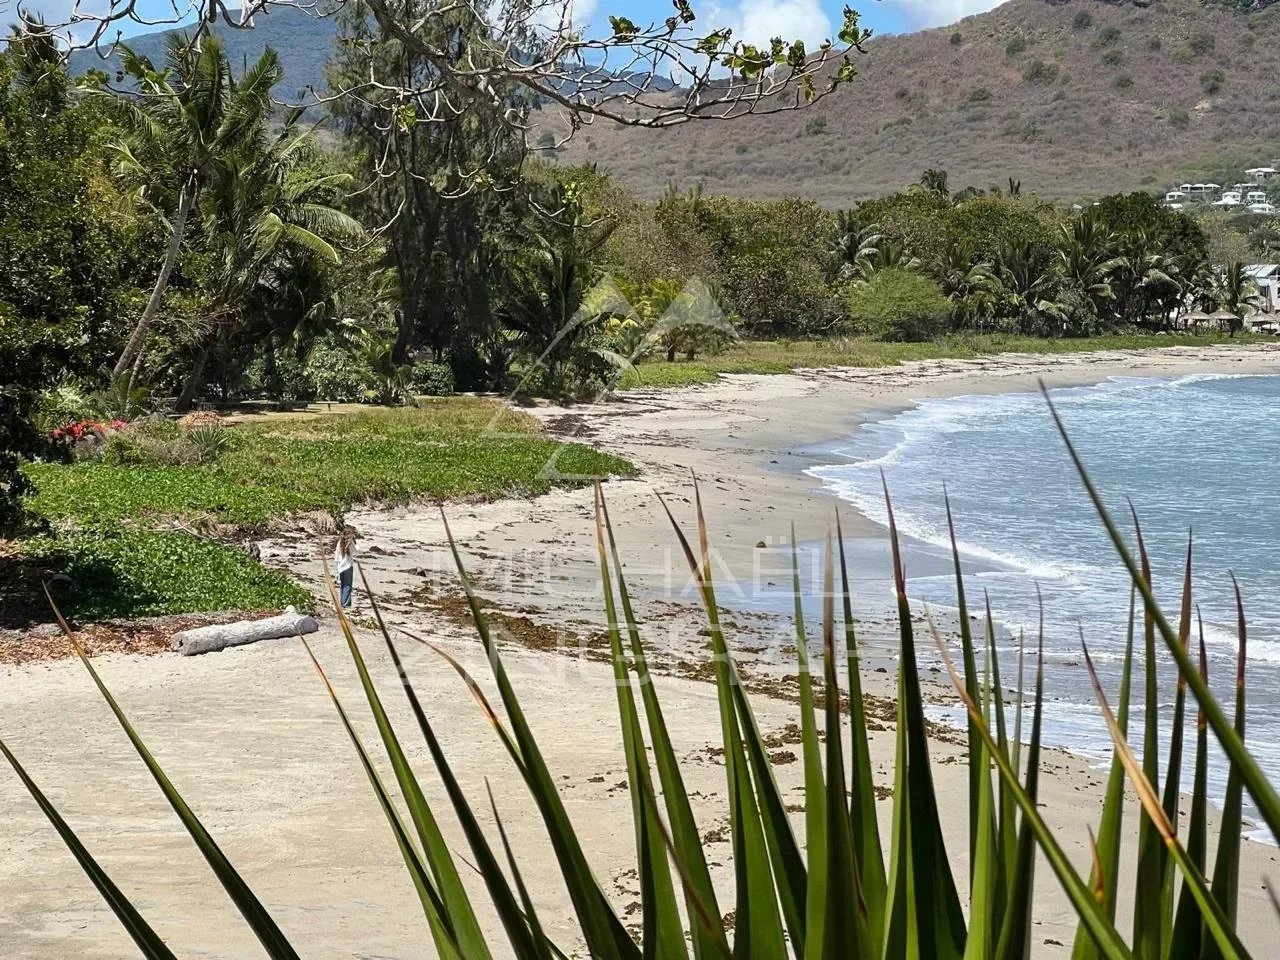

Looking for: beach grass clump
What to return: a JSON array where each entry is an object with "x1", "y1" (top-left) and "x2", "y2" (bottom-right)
[{"x1": 1, "y1": 389, "x2": 1274, "y2": 958}]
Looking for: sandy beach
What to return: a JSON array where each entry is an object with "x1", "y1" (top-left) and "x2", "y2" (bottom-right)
[{"x1": 4, "y1": 343, "x2": 1280, "y2": 958}]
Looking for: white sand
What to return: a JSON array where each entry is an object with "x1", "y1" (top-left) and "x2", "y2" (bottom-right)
[{"x1": 3, "y1": 343, "x2": 1280, "y2": 957}]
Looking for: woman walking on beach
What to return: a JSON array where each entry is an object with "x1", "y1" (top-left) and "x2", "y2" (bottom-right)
[{"x1": 333, "y1": 527, "x2": 358, "y2": 610}]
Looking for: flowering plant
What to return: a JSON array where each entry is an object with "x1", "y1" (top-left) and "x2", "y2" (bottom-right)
[{"x1": 50, "y1": 419, "x2": 126, "y2": 442}]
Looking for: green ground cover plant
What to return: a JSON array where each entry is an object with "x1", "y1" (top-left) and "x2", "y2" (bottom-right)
[
  {"x1": 16, "y1": 400, "x2": 634, "y2": 620},
  {"x1": 26, "y1": 530, "x2": 311, "y2": 619},
  {"x1": 2, "y1": 390, "x2": 1273, "y2": 957},
  {"x1": 28, "y1": 400, "x2": 633, "y2": 529}
]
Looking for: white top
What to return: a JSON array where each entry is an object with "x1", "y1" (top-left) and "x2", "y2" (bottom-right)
[{"x1": 333, "y1": 542, "x2": 356, "y2": 574}]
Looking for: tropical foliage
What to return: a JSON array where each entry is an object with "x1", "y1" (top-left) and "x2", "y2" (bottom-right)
[{"x1": 2, "y1": 409, "x2": 1276, "y2": 957}]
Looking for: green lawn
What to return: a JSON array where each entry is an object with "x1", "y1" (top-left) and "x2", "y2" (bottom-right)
[
  {"x1": 618, "y1": 332, "x2": 1274, "y2": 389},
  {"x1": 17, "y1": 399, "x2": 634, "y2": 622}
]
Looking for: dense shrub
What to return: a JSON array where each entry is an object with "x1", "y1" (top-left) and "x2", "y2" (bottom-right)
[
  {"x1": 846, "y1": 269, "x2": 951, "y2": 341},
  {"x1": 966, "y1": 87, "x2": 993, "y2": 103},
  {"x1": 1023, "y1": 59, "x2": 1059, "y2": 84},
  {"x1": 1201, "y1": 69, "x2": 1225, "y2": 94},
  {"x1": 410, "y1": 361, "x2": 456, "y2": 396},
  {"x1": 305, "y1": 339, "x2": 368, "y2": 402},
  {"x1": 1101, "y1": 49, "x2": 1123, "y2": 66},
  {"x1": 1095, "y1": 25, "x2": 1121, "y2": 48},
  {"x1": 1189, "y1": 32, "x2": 1215, "y2": 56},
  {"x1": 950, "y1": 30, "x2": 963, "y2": 45},
  {"x1": 1072, "y1": 10, "x2": 1093, "y2": 29},
  {"x1": 1113, "y1": 74, "x2": 1134, "y2": 90},
  {"x1": 1005, "y1": 34, "x2": 1027, "y2": 57}
]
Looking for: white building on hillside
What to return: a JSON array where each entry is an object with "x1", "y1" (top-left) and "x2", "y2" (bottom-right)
[{"x1": 1246, "y1": 264, "x2": 1280, "y2": 312}]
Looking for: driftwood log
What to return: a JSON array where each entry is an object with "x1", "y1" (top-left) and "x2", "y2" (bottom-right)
[{"x1": 170, "y1": 606, "x2": 318, "y2": 656}]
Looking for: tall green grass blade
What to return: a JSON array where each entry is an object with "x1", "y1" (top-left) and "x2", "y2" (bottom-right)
[
  {"x1": 1158, "y1": 536, "x2": 1195, "y2": 945},
  {"x1": 881, "y1": 482, "x2": 967, "y2": 960},
  {"x1": 1130, "y1": 515, "x2": 1164, "y2": 960},
  {"x1": 1045, "y1": 386, "x2": 1280, "y2": 847},
  {"x1": 300, "y1": 639, "x2": 464, "y2": 960},
  {"x1": 485, "y1": 782, "x2": 555, "y2": 960},
  {"x1": 658, "y1": 491, "x2": 789, "y2": 958},
  {"x1": 945, "y1": 493, "x2": 984, "y2": 872},
  {"x1": 599, "y1": 491, "x2": 726, "y2": 959},
  {"x1": 1079, "y1": 646, "x2": 1252, "y2": 960},
  {"x1": 440, "y1": 512, "x2": 641, "y2": 960},
  {"x1": 359, "y1": 566, "x2": 551, "y2": 959},
  {"x1": 816, "y1": 532, "x2": 876, "y2": 959},
  {"x1": 984, "y1": 594, "x2": 1016, "y2": 924},
  {"x1": 1169, "y1": 615, "x2": 1210, "y2": 960},
  {"x1": 1204, "y1": 578, "x2": 1249, "y2": 960},
  {"x1": 929, "y1": 619, "x2": 1133, "y2": 959},
  {"x1": 0, "y1": 736, "x2": 179, "y2": 960},
  {"x1": 322, "y1": 570, "x2": 492, "y2": 960},
  {"x1": 593, "y1": 487, "x2": 688, "y2": 960},
  {"x1": 834, "y1": 511, "x2": 887, "y2": 945},
  {"x1": 791, "y1": 527, "x2": 828, "y2": 960},
  {"x1": 964, "y1": 651, "x2": 998, "y2": 960},
  {"x1": 43, "y1": 589, "x2": 302, "y2": 960},
  {"x1": 1071, "y1": 588, "x2": 1137, "y2": 960},
  {"x1": 994, "y1": 631, "x2": 1043, "y2": 960}
]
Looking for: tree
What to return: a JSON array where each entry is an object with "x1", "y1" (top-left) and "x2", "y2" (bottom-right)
[
  {"x1": 917, "y1": 168, "x2": 952, "y2": 201},
  {"x1": 97, "y1": 35, "x2": 282, "y2": 380},
  {"x1": 825, "y1": 212, "x2": 883, "y2": 283},
  {"x1": 1054, "y1": 216, "x2": 1120, "y2": 330},
  {"x1": 0, "y1": 23, "x2": 143, "y2": 529},
  {"x1": 1212, "y1": 262, "x2": 1263, "y2": 335},
  {"x1": 929, "y1": 244, "x2": 997, "y2": 330},
  {"x1": 498, "y1": 186, "x2": 618, "y2": 389},
  {"x1": 175, "y1": 122, "x2": 363, "y2": 408},
  {"x1": 847, "y1": 268, "x2": 951, "y2": 341},
  {"x1": 992, "y1": 239, "x2": 1065, "y2": 335},
  {"x1": 56, "y1": 0, "x2": 872, "y2": 147},
  {"x1": 327, "y1": 0, "x2": 529, "y2": 371}
]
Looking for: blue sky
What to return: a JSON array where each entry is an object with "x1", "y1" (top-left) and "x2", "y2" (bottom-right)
[{"x1": 13, "y1": 0, "x2": 1004, "y2": 47}]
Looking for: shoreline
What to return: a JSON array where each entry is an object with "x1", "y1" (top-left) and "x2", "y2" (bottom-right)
[{"x1": 2, "y1": 343, "x2": 1279, "y2": 957}]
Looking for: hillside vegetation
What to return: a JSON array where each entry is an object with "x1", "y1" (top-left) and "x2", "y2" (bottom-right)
[{"x1": 551, "y1": 0, "x2": 1280, "y2": 203}]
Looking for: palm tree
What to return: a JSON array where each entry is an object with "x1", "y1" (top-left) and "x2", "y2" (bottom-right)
[
  {"x1": 1212, "y1": 262, "x2": 1263, "y2": 336},
  {"x1": 1054, "y1": 217, "x2": 1120, "y2": 325},
  {"x1": 825, "y1": 212, "x2": 883, "y2": 283},
  {"x1": 97, "y1": 34, "x2": 282, "y2": 380},
  {"x1": 993, "y1": 239, "x2": 1065, "y2": 335},
  {"x1": 498, "y1": 194, "x2": 616, "y2": 389},
  {"x1": 1106, "y1": 230, "x2": 1180, "y2": 330},
  {"x1": 876, "y1": 238, "x2": 924, "y2": 274},
  {"x1": 930, "y1": 244, "x2": 997, "y2": 330},
  {"x1": 918, "y1": 167, "x2": 951, "y2": 201},
  {"x1": 175, "y1": 127, "x2": 363, "y2": 408}
]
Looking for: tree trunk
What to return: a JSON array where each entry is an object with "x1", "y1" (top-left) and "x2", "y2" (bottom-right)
[
  {"x1": 113, "y1": 176, "x2": 195, "y2": 379},
  {"x1": 176, "y1": 344, "x2": 212, "y2": 412}
]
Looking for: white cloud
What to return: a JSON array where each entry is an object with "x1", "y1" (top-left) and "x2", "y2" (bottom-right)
[
  {"x1": 884, "y1": 0, "x2": 1003, "y2": 30},
  {"x1": 710, "y1": 0, "x2": 834, "y2": 49}
]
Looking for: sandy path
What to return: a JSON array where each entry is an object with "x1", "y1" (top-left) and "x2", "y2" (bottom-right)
[{"x1": 3, "y1": 343, "x2": 1280, "y2": 957}]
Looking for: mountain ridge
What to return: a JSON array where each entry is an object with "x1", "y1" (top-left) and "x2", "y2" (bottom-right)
[
  {"x1": 70, "y1": 0, "x2": 1280, "y2": 204},
  {"x1": 547, "y1": 0, "x2": 1280, "y2": 203}
]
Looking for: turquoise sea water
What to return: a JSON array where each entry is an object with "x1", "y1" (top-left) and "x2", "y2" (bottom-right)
[{"x1": 806, "y1": 373, "x2": 1280, "y2": 834}]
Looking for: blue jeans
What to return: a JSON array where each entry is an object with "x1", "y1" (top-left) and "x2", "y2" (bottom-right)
[{"x1": 339, "y1": 567, "x2": 354, "y2": 608}]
